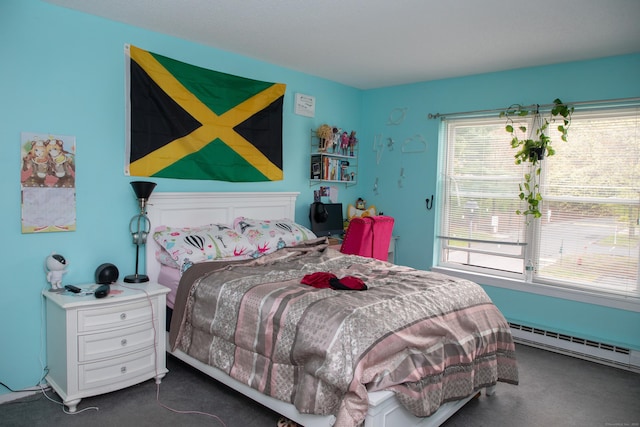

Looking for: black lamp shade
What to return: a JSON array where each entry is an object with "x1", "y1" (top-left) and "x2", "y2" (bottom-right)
[{"x1": 130, "y1": 181, "x2": 156, "y2": 200}]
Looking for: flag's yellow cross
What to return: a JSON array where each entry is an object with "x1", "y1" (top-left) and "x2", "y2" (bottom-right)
[{"x1": 129, "y1": 45, "x2": 284, "y2": 180}]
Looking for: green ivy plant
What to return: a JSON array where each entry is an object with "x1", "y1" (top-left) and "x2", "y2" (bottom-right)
[{"x1": 500, "y1": 99, "x2": 573, "y2": 218}]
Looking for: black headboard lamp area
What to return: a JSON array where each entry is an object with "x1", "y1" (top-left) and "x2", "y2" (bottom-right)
[{"x1": 310, "y1": 202, "x2": 344, "y2": 237}]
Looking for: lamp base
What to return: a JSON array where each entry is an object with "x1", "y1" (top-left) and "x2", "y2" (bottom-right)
[{"x1": 124, "y1": 274, "x2": 149, "y2": 283}]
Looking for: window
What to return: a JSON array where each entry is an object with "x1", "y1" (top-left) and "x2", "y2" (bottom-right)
[{"x1": 437, "y1": 105, "x2": 640, "y2": 299}]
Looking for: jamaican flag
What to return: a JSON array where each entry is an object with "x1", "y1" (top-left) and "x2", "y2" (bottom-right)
[{"x1": 124, "y1": 44, "x2": 285, "y2": 182}]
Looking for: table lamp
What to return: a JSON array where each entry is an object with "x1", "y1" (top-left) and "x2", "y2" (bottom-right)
[{"x1": 124, "y1": 181, "x2": 156, "y2": 283}]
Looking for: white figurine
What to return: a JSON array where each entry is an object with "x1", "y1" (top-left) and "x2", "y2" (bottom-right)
[{"x1": 45, "y1": 253, "x2": 68, "y2": 291}]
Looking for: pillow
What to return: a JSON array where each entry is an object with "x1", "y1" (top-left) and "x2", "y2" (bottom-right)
[
  {"x1": 233, "y1": 217, "x2": 316, "y2": 256},
  {"x1": 153, "y1": 224, "x2": 256, "y2": 271},
  {"x1": 155, "y1": 247, "x2": 180, "y2": 269}
]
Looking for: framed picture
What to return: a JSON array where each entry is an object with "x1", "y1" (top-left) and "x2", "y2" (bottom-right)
[
  {"x1": 20, "y1": 132, "x2": 76, "y2": 233},
  {"x1": 294, "y1": 93, "x2": 315, "y2": 117},
  {"x1": 311, "y1": 162, "x2": 321, "y2": 179}
]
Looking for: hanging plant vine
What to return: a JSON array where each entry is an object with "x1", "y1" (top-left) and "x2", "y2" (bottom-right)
[{"x1": 500, "y1": 98, "x2": 573, "y2": 218}]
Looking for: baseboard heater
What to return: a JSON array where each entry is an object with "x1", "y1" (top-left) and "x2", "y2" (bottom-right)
[{"x1": 509, "y1": 322, "x2": 640, "y2": 373}]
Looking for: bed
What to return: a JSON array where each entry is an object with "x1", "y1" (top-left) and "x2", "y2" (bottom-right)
[{"x1": 145, "y1": 191, "x2": 518, "y2": 427}]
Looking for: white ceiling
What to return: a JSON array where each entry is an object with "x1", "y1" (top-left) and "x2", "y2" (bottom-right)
[{"x1": 45, "y1": 0, "x2": 640, "y2": 89}]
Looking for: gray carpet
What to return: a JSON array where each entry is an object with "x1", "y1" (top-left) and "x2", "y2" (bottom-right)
[{"x1": 1, "y1": 344, "x2": 639, "y2": 427}]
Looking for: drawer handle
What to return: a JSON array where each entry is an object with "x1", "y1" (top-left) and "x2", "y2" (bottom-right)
[
  {"x1": 121, "y1": 366, "x2": 127, "y2": 374},
  {"x1": 120, "y1": 313, "x2": 127, "y2": 320},
  {"x1": 120, "y1": 339, "x2": 127, "y2": 347}
]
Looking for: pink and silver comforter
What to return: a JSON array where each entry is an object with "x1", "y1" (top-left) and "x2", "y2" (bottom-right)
[{"x1": 169, "y1": 242, "x2": 518, "y2": 427}]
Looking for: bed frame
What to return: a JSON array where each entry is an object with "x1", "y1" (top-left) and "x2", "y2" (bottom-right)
[{"x1": 145, "y1": 191, "x2": 493, "y2": 427}]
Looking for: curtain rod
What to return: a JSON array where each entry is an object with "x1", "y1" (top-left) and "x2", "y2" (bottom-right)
[{"x1": 427, "y1": 96, "x2": 640, "y2": 120}]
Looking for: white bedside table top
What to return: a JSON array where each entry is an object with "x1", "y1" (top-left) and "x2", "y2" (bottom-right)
[{"x1": 42, "y1": 281, "x2": 170, "y2": 309}]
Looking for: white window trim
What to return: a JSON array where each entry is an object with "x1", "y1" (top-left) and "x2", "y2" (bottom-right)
[{"x1": 434, "y1": 104, "x2": 640, "y2": 312}]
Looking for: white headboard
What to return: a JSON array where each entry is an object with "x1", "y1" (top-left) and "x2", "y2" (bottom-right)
[{"x1": 144, "y1": 191, "x2": 300, "y2": 283}]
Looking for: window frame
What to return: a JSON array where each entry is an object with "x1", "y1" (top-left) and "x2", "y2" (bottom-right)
[{"x1": 433, "y1": 105, "x2": 640, "y2": 312}]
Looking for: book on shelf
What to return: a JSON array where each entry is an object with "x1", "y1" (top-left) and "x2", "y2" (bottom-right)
[{"x1": 311, "y1": 154, "x2": 353, "y2": 182}]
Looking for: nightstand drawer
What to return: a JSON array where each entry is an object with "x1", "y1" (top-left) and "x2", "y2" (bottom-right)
[
  {"x1": 78, "y1": 347, "x2": 156, "y2": 391},
  {"x1": 77, "y1": 300, "x2": 154, "y2": 332},
  {"x1": 78, "y1": 322, "x2": 155, "y2": 362}
]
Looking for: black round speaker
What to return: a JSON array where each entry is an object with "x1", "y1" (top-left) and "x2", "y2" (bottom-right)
[{"x1": 95, "y1": 263, "x2": 119, "y2": 284}]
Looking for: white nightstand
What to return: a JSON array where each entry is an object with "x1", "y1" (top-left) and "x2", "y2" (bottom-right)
[{"x1": 42, "y1": 282, "x2": 170, "y2": 412}]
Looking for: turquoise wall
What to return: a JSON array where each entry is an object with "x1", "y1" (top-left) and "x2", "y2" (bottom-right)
[
  {"x1": 360, "y1": 54, "x2": 640, "y2": 352},
  {"x1": 0, "y1": 0, "x2": 362, "y2": 394},
  {"x1": 360, "y1": 54, "x2": 640, "y2": 270},
  {"x1": 1, "y1": 0, "x2": 638, "y2": 396},
  {"x1": 483, "y1": 285, "x2": 640, "y2": 349}
]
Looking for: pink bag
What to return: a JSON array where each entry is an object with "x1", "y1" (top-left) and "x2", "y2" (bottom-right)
[{"x1": 340, "y1": 216, "x2": 394, "y2": 261}]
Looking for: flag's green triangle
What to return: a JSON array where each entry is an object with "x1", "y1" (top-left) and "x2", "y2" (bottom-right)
[
  {"x1": 151, "y1": 52, "x2": 274, "y2": 116},
  {"x1": 152, "y1": 139, "x2": 270, "y2": 182}
]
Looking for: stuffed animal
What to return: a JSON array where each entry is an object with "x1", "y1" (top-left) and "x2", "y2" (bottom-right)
[
  {"x1": 347, "y1": 198, "x2": 376, "y2": 220},
  {"x1": 45, "y1": 253, "x2": 68, "y2": 291}
]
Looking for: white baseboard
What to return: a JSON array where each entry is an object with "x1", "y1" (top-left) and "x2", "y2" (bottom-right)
[{"x1": 0, "y1": 386, "x2": 49, "y2": 404}]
